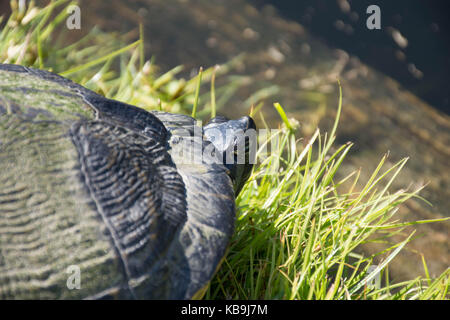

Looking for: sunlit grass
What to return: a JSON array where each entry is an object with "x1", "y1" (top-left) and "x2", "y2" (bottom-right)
[
  {"x1": 207, "y1": 94, "x2": 449, "y2": 300},
  {"x1": 1, "y1": 0, "x2": 448, "y2": 300}
]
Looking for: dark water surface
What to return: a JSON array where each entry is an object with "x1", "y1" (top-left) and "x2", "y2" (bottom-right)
[{"x1": 256, "y1": 0, "x2": 450, "y2": 114}]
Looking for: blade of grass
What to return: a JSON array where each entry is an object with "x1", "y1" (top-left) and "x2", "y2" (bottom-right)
[
  {"x1": 210, "y1": 65, "x2": 218, "y2": 118},
  {"x1": 60, "y1": 39, "x2": 142, "y2": 76},
  {"x1": 273, "y1": 102, "x2": 293, "y2": 133},
  {"x1": 191, "y1": 66, "x2": 203, "y2": 118}
]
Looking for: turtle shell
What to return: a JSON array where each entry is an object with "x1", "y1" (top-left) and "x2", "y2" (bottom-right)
[{"x1": 0, "y1": 64, "x2": 236, "y2": 299}]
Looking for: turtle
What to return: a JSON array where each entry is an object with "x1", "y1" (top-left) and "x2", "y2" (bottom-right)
[{"x1": 0, "y1": 63, "x2": 256, "y2": 299}]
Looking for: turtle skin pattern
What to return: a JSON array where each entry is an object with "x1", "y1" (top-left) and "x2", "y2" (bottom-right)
[{"x1": 0, "y1": 64, "x2": 235, "y2": 299}]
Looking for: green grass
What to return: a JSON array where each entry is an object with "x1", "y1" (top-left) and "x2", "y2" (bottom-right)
[
  {"x1": 207, "y1": 92, "x2": 448, "y2": 300},
  {"x1": 1, "y1": 0, "x2": 449, "y2": 300}
]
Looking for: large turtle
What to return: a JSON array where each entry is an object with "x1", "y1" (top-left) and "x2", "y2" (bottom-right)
[{"x1": 0, "y1": 63, "x2": 256, "y2": 299}]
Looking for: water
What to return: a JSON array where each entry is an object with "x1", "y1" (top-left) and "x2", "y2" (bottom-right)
[{"x1": 256, "y1": 0, "x2": 450, "y2": 114}]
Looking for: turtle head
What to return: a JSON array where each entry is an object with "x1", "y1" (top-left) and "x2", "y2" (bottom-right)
[{"x1": 203, "y1": 115, "x2": 256, "y2": 195}]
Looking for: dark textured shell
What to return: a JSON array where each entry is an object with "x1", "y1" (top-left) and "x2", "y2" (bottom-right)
[{"x1": 0, "y1": 64, "x2": 236, "y2": 299}]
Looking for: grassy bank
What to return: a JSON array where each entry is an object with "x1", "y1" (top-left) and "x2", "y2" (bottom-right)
[{"x1": 1, "y1": 0, "x2": 448, "y2": 299}]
